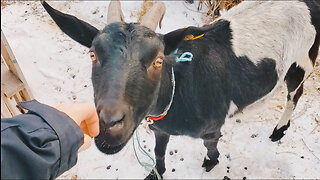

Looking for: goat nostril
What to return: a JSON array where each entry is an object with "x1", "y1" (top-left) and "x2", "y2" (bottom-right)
[
  {"x1": 110, "y1": 114, "x2": 125, "y2": 127},
  {"x1": 97, "y1": 106, "x2": 103, "y2": 116}
]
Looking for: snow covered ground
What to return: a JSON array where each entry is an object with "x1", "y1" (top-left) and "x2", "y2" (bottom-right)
[{"x1": 1, "y1": 1, "x2": 320, "y2": 179}]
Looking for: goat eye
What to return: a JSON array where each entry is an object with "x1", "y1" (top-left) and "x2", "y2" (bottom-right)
[
  {"x1": 90, "y1": 51, "x2": 97, "y2": 61},
  {"x1": 153, "y1": 58, "x2": 163, "y2": 68}
]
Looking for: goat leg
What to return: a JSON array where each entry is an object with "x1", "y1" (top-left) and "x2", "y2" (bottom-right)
[
  {"x1": 145, "y1": 130, "x2": 170, "y2": 180},
  {"x1": 201, "y1": 130, "x2": 221, "y2": 172}
]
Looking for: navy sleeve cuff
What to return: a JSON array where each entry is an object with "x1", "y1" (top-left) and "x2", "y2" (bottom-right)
[{"x1": 18, "y1": 100, "x2": 84, "y2": 176}]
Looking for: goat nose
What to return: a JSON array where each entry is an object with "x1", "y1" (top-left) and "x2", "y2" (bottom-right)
[{"x1": 98, "y1": 105, "x2": 126, "y2": 129}]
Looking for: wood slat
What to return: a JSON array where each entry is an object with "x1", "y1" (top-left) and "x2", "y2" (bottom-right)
[
  {"x1": 1, "y1": 62, "x2": 25, "y2": 98},
  {"x1": 1, "y1": 30, "x2": 33, "y2": 99},
  {"x1": 1, "y1": 91, "x2": 16, "y2": 117},
  {"x1": 1, "y1": 30, "x2": 34, "y2": 118},
  {"x1": 1, "y1": 95, "x2": 12, "y2": 118},
  {"x1": 14, "y1": 93, "x2": 27, "y2": 113},
  {"x1": 20, "y1": 89, "x2": 31, "y2": 101}
]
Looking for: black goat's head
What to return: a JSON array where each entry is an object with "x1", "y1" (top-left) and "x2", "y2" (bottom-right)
[{"x1": 42, "y1": 1, "x2": 198, "y2": 154}]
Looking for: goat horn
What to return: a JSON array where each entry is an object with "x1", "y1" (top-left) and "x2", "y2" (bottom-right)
[
  {"x1": 107, "y1": 1, "x2": 124, "y2": 24},
  {"x1": 140, "y1": 2, "x2": 166, "y2": 31}
]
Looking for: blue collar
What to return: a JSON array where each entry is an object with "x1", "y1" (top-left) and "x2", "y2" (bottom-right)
[{"x1": 146, "y1": 50, "x2": 193, "y2": 123}]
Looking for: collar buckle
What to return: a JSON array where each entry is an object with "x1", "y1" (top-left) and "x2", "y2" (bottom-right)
[{"x1": 146, "y1": 117, "x2": 154, "y2": 125}]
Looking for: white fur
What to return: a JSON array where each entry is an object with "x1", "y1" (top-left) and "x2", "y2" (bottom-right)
[
  {"x1": 219, "y1": 0, "x2": 316, "y2": 81},
  {"x1": 297, "y1": 55, "x2": 314, "y2": 80},
  {"x1": 276, "y1": 95, "x2": 294, "y2": 129},
  {"x1": 217, "y1": 1, "x2": 317, "y2": 129},
  {"x1": 226, "y1": 100, "x2": 238, "y2": 118}
]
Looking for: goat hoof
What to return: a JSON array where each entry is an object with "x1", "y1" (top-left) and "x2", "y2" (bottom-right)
[
  {"x1": 145, "y1": 169, "x2": 163, "y2": 180},
  {"x1": 269, "y1": 121, "x2": 290, "y2": 142},
  {"x1": 202, "y1": 157, "x2": 219, "y2": 172}
]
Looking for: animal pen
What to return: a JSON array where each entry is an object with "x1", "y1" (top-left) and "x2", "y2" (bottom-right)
[{"x1": 1, "y1": 30, "x2": 33, "y2": 118}]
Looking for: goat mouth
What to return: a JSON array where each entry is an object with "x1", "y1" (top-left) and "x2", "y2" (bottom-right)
[
  {"x1": 94, "y1": 139, "x2": 128, "y2": 154},
  {"x1": 94, "y1": 131, "x2": 135, "y2": 154}
]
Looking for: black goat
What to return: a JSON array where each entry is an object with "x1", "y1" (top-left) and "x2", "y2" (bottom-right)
[{"x1": 42, "y1": 1, "x2": 319, "y2": 179}]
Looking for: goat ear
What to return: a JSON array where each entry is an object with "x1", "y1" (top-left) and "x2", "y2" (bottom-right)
[
  {"x1": 163, "y1": 28, "x2": 188, "y2": 55},
  {"x1": 41, "y1": 1, "x2": 99, "y2": 48},
  {"x1": 163, "y1": 27, "x2": 205, "y2": 55}
]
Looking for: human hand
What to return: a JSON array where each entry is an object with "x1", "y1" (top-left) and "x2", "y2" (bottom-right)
[{"x1": 53, "y1": 103, "x2": 99, "y2": 152}]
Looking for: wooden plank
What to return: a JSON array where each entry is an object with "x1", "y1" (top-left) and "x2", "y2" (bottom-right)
[
  {"x1": 1, "y1": 91, "x2": 16, "y2": 117},
  {"x1": 13, "y1": 93, "x2": 23, "y2": 102},
  {"x1": 2, "y1": 57, "x2": 31, "y2": 101},
  {"x1": 1, "y1": 31, "x2": 17, "y2": 76},
  {"x1": 1, "y1": 56, "x2": 5, "y2": 64},
  {"x1": 1, "y1": 62, "x2": 25, "y2": 98},
  {"x1": 14, "y1": 93, "x2": 26, "y2": 113},
  {"x1": 20, "y1": 89, "x2": 32, "y2": 101},
  {"x1": 1, "y1": 30, "x2": 33, "y2": 99},
  {"x1": 1, "y1": 95, "x2": 12, "y2": 118}
]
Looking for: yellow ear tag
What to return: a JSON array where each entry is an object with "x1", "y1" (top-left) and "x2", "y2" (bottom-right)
[
  {"x1": 184, "y1": 34, "x2": 204, "y2": 41},
  {"x1": 90, "y1": 51, "x2": 97, "y2": 61}
]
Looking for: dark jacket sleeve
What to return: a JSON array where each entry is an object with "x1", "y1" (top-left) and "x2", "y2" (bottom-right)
[{"x1": 1, "y1": 100, "x2": 84, "y2": 179}]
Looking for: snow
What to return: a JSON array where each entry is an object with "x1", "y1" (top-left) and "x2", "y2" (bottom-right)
[{"x1": 1, "y1": 1, "x2": 320, "y2": 179}]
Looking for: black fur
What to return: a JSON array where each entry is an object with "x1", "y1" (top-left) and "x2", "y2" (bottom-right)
[
  {"x1": 151, "y1": 20, "x2": 278, "y2": 137},
  {"x1": 285, "y1": 63, "x2": 305, "y2": 94},
  {"x1": 269, "y1": 121, "x2": 290, "y2": 142},
  {"x1": 163, "y1": 26, "x2": 212, "y2": 55},
  {"x1": 293, "y1": 84, "x2": 304, "y2": 106},
  {"x1": 302, "y1": 0, "x2": 320, "y2": 65},
  {"x1": 146, "y1": 20, "x2": 278, "y2": 177},
  {"x1": 91, "y1": 23, "x2": 167, "y2": 154},
  {"x1": 41, "y1": 1, "x2": 98, "y2": 48}
]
